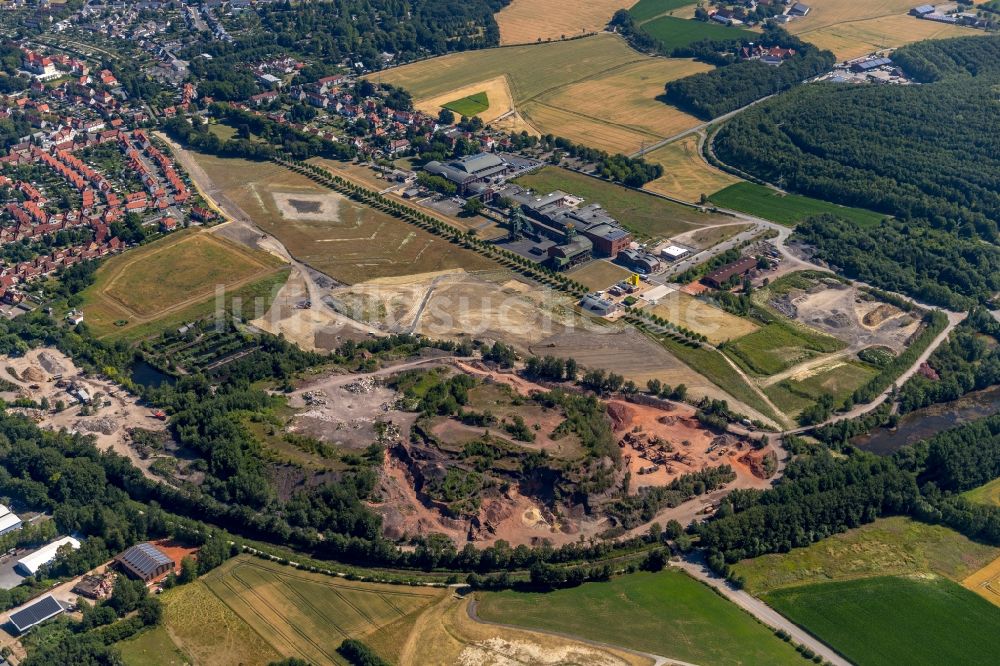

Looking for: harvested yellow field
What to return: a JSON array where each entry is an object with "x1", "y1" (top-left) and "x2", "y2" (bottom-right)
[
  {"x1": 643, "y1": 134, "x2": 740, "y2": 201},
  {"x1": 519, "y1": 101, "x2": 657, "y2": 154},
  {"x1": 650, "y1": 291, "x2": 759, "y2": 345},
  {"x1": 414, "y1": 75, "x2": 514, "y2": 123},
  {"x1": 789, "y1": 0, "x2": 982, "y2": 60},
  {"x1": 964, "y1": 554, "x2": 1000, "y2": 609},
  {"x1": 496, "y1": 0, "x2": 630, "y2": 45},
  {"x1": 375, "y1": 35, "x2": 642, "y2": 101},
  {"x1": 534, "y1": 58, "x2": 710, "y2": 151},
  {"x1": 376, "y1": 34, "x2": 709, "y2": 154}
]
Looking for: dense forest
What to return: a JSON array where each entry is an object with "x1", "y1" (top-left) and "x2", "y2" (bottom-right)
[
  {"x1": 182, "y1": 0, "x2": 510, "y2": 73},
  {"x1": 663, "y1": 43, "x2": 834, "y2": 119},
  {"x1": 791, "y1": 215, "x2": 1000, "y2": 309},
  {"x1": 701, "y1": 410, "x2": 1000, "y2": 575},
  {"x1": 711, "y1": 36, "x2": 1000, "y2": 306}
]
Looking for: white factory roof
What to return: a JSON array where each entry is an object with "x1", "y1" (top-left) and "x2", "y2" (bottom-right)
[
  {"x1": 17, "y1": 536, "x2": 81, "y2": 575},
  {"x1": 0, "y1": 504, "x2": 10, "y2": 518},
  {"x1": 0, "y1": 512, "x2": 21, "y2": 533},
  {"x1": 662, "y1": 245, "x2": 689, "y2": 258},
  {"x1": 641, "y1": 285, "x2": 675, "y2": 303}
]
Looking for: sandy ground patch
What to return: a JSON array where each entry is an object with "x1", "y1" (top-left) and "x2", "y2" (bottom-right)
[
  {"x1": 769, "y1": 280, "x2": 920, "y2": 354},
  {"x1": 331, "y1": 271, "x2": 585, "y2": 350},
  {"x1": 649, "y1": 291, "x2": 759, "y2": 345},
  {"x1": 3, "y1": 349, "x2": 171, "y2": 483},
  {"x1": 271, "y1": 190, "x2": 343, "y2": 222},
  {"x1": 415, "y1": 76, "x2": 514, "y2": 124},
  {"x1": 496, "y1": 0, "x2": 630, "y2": 45},
  {"x1": 250, "y1": 267, "x2": 374, "y2": 351},
  {"x1": 643, "y1": 134, "x2": 741, "y2": 202},
  {"x1": 400, "y1": 593, "x2": 649, "y2": 666},
  {"x1": 608, "y1": 399, "x2": 776, "y2": 494}
]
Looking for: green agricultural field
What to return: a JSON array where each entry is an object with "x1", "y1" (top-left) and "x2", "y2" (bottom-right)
[
  {"x1": 443, "y1": 91, "x2": 489, "y2": 116},
  {"x1": 514, "y1": 166, "x2": 728, "y2": 240},
  {"x1": 119, "y1": 626, "x2": 190, "y2": 666},
  {"x1": 477, "y1": 570, "x2": 803, "y2": 665},
  {"x1": 963, "y1": 476, "x2": 1000, "y2": 507},
  {"x1": 709, "y1": 182, "x2": 886, "y2": 227},
  {"x1": 765, "y1": 576, "x2": 1000, "y2": 666},
  {"x1": 203, "y1": 555, "x2": 445, "y2": 665},
  {"x1": 733, "y1": 516, "x2": 1000, "y2": 595},
  {"x1": 641, "y1": 16, "x2": 756, "y2": 50},
  {"x1": 765, "y1": 360, "x2": 877, "y2": 417},
  {"x1": 629, "y1": 0, "x2": 695, "y2": 22},
  {"x1": 725, "y1": 321, "x2": 846, "y2": 377}
]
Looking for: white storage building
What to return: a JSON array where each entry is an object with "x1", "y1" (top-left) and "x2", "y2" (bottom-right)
[
  {"x1": 0, "y1": 504, "x2": 22, "y2": 537},
  {"x1": 16, "y1": 537, "x2": 81, "y2": 576}
]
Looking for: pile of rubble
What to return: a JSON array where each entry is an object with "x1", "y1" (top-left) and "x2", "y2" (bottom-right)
[
  {"x1": 345, "y1": 376, "x2": 376, "y2": 394},
  {"x1": 76, "y1": 416, "x2": 119, "y2": 435},
  {"x1": 302, "y1": 390, "x2": 328, "y2": 406}
]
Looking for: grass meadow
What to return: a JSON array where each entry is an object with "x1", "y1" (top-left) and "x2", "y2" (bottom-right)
[
  {"x1": 765, "y1": 361, "x2": 877, "y2": 417},
  {"x1": 193, "y1": 152, "x2": 500, "y2": 284},
  {"x1": 709, "y1": 182, "x2": 886, "y2": 227},
  {"x1": 118, "y1": 626, "x2": 190, "y2": 666},
  {"x1": 641, "y1": 16, "x2": 756, "y2": 51},
  {"x1": 733, "y1": 516, "x2": 999, "y2": 595},
  {"x1": 725, "y1": 321, "x2": 846, "y2": 377},
  {"x1": 765, "y1": 576, "x2": 1000, "y2": 666},
  {"x1": 963, "y1": 476, "x2": 1000, "y2": 507},
  {"x1": 477, "y1": 570, "x2": 804, "y2": 666},
  {"x1": 80, "y1": 230, "x2": 287, "y2": 340},
  {"x1": 443, "y1": 91, "x2": 489, "y2": 117},
  {"x1": 629, "y1": 0, "x2": 696, "y2": 22}
]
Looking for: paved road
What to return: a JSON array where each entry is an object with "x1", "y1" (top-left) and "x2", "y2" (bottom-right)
[
  {"x1": 670, "y1": 555, "x2": 852, "y2": 666},
  {"x1": 629, "y1": 95, "x2": 777, "y2": 159}
]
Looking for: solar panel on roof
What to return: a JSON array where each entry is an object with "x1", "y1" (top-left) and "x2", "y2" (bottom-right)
[
  {"x1": 119, "y1": 543, "x2": 173, "y2": 578},
  {"x1": 9, "y1": 595, "x2": 63, "y2": 633}
]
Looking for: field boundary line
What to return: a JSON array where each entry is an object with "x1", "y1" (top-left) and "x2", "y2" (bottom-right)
[
  {"x1": 525, "y1": 99, "x2": 664, "y2": 141},
  {"x1": 224, "y1": 562, "x2": 346, "y2": 661},
  {"x1": 199, "y1": 577, "x2": 309, "y2": 663}
]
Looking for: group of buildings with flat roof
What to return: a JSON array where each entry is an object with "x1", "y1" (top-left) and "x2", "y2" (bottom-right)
[{"x1": 6, "y1": 540, "x2": 184, "y2": 635}]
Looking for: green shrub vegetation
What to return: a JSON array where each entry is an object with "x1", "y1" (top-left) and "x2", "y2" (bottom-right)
[
  {"x1": 724, "y1": 322, "x2": 845, "y2": 377},
  {"x1": 733, "y1": 516, "x2": 999, "y2": 595}
]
